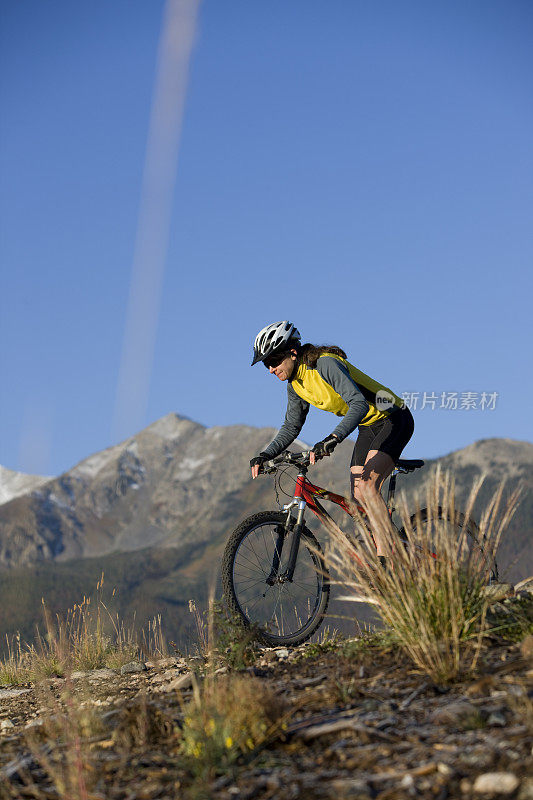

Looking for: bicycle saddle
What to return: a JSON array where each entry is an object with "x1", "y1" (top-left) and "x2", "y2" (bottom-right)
[{"x1": 396, "y1": 459, "x2": 425, "y2": 472}]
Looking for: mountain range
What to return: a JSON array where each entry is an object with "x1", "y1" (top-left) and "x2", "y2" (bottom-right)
[{"x1": 0, "y1": 413, "x2": 531, "y2": 649}]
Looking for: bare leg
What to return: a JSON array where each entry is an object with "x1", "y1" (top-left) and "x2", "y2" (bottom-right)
[{"x1": 351, "y1": 450, "x2": 394, "y2": 556}]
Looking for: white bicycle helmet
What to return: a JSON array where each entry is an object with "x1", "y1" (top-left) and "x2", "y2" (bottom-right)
[{"x1": 251, "y1": 321, "x2": 301, "y2": 366}]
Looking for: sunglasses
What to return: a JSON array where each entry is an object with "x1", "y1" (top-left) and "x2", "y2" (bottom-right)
[{"x1": 263, "y1": 352, "x2": 287, "y2": 370}]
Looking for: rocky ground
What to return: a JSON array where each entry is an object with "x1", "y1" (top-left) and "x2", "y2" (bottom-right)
[{"x1": 1, "y1": 592, "x2": 532, "y2": 800}]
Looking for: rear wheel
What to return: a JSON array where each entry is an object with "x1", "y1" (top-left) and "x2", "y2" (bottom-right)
[
  {"x1": 399, "y1": 507, "x2": 499, "y2": 582},
  {"x1": 222, "y1": 511, "x2": 330, "y2": 646}
]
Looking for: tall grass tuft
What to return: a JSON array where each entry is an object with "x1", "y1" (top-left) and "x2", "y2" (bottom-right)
[
  {"x1": 0, "y1": 633, "x2": 33, "y2": 685},
  {"x1": 325, "y1": 468, "x2": 521, "y2": 684},
  {"x1": 0, "y1": 574, "x2": 167, "y2": 684},
  {"x1": 178, "y1": 593, "x2": 286, "y2": 784},
  {"x1": 23, "y1": 678, "x2": 105, "y2": 800},
  {"x1": 180, "y1": 674, "x2": 285, "y2": 779}
]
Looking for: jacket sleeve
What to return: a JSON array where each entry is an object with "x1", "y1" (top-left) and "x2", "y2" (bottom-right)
[
  {"x1": 261, "y1": 383, "x2": 310, "y2": 458},
  {"x1": 316, "y1": 356, "x2": 369, "y2": 441}
]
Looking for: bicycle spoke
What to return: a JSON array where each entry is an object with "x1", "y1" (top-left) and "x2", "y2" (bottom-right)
[
  {"x1": 235, "y1": 550, "x2": 267, "y2": 577},
  {"x1": 244, "y1": 593, "x2": 272, "y2": 616},
  {"x1": 227, "y1": 516, "x2": 329, "y2": 643},
  {"x1": 235, "y1": 576, "x2": 269, "y2": 592},
  {"x1": 241, "y1": 537, "x2": 269, "y2": 575}
]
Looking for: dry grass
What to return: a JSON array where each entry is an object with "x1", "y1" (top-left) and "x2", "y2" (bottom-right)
[
  {"x1": 176, "y1": 594, "x2": 287, "y2": 784},
  {"x1": 6, "y1": 673, "x2": 285, "y2": 798},
  {"x1": 21, "y1": 678, "x2": 105, "y2": 800},
  {"x1": 1, "y1": 582, "x2": 284, "y2": 795},
  {"x1": 180, "y1": 673, "x2": 286, "y2": 779},
  {"x1": 112, "y1": 691, "x2": 177, "y2": 752},
  {"x1": 325, "y1": 468, "x2": 521, "y2": 684},
  {"x1": 0, "y1": 574, "x2": 167, "y2": 685},
  {"x1": 0, "y1": 633, "x2": 34, "y2": 685}
]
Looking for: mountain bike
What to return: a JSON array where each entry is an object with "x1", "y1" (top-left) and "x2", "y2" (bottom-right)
[{"x1": 221, "y1": 451, "x2": 498, "y2": 646}]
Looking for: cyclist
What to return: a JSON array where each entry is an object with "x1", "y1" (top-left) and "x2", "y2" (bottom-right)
[{"x1": 249, "y1": 321, "x2": 414, "y2": 564}]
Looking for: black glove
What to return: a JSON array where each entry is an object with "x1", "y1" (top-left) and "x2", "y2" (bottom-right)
[
  {"x1": 250, "y1": 452, "x2": 270, "y2": 472},
  {"x1": 312, "y1": 434, "x2": 339, "y2": 460}
]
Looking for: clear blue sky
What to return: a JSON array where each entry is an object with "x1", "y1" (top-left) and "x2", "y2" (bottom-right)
[{"x1": 1, "y1": 0, "x2": 532, "y2": 477}]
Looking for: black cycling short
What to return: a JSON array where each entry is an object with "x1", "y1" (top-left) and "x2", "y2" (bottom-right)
[{"x1": 351, "y1": 406, "x2": 414, "y2": 467}]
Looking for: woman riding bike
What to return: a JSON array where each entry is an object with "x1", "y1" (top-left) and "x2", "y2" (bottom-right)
[{"x1": 249, "y1": 320, "x2": 414, "y2": 566}]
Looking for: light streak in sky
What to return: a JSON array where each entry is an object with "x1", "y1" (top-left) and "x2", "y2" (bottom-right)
[{"x1": 112, "y1": 0, "x2": 200, "y2": 443}]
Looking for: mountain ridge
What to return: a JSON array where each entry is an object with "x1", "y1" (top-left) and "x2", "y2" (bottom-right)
[
  {"x1": 0, "y1": 415, "x2": 531, "y2": 573},
  {"x1": 0, "y1": 415, "x2": 531, "y2": 648}
]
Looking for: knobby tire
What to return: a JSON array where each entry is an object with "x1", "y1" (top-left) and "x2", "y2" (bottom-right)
[{"x1": 222, "y1": 511, "x2": 330, "y2": 646}]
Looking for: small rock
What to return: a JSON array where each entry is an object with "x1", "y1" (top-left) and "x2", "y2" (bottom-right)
[
  {"x1": 520, "y1": 635, "x2": 533, "y2": 660},
  {"x1": 265, "y1": 772, "x2": 281, "y2": 791},
  {"x1": 24, "y1": 719, "x2": 43, "y2": 730},
  {"x1": 361, "y1": 699, "x2": 380, "y2": 712},
  {"x1": 212, "y1": 775, "x2": 232, "y2": 791},
  {"x1": 0, "y1": 688, "x2": 30, "y2": 700},
  {"x1": 261, "y1": 650, "x2": 279, "y2": 664},
  {"x1": 266, "y1": 774, "x2": 281, "y2": 791},
  {"x1": 120, "y1": 661, "x2": 147, "y2": 675},
  {"x1": 400, "y1": 774, "x2": 415, "y2": 789},
  {"x1": 506, "y1": 684, "x2": 527, "y2": 698},
  {"x1": 296, "y1": 674, "x2": 327, "y2": 688},
  {"x1": 165, "y1": 672, "x2": 194, "y2": 692},
  {"x1": 156, "y1": 657, "x2": 180, "y2": 668},
  {"x1": 150, "y1": 673, "x2": 170, "y2": 684},
  {"x1": 329, "y1": 778, "x2": 371, "y2": 797},
  {"x1": 274, "y1": 648, "x2": 290, "y2": 659},
  {"x1": 514, "y1": 577, "x2": 533, "y2": 595},
  {"x1": 430, "y1": 699, "x2": 478, "y2": 726},
  {"x1": 91, "y1": 668, "x2": 117, "y2": 679},
  {"x1": 487, "y1": 711, "x2": 506, "y2": 727},
  {"x1": 3, "y1": 753, "x2": 38, "y2": 782},
  {"x1": 459, "y1": 750, "x2": 494, "y2": 769},
  {"x1": 473, "y1": 772, "x2": 520, "y2": 795},
  {"x1": 437, "y1": 763, "x2": 453, "y2": 776},
  {"x1": 482, "y1": 583, "x2": 514, "y2": 603},
  {"x1": 0, "y1": 719, "x2": 14, "y2": 731},
  {"x1": 71, "y1": 667, "x2": 117, "y2": 680}
]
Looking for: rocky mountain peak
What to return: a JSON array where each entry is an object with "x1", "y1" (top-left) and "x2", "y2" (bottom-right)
[
  {"x1": 439, "y1": 437, "x2": 531, "y2": 478},
  {"x1": 0, "y1": 465, "x2": 50, "y2": 506},
  {"x1": 141, "y1": 413, "x2": 205, "y2": 441},
  {"x1": 0, "y1": 417, "x2": 531, "y2": 579}
]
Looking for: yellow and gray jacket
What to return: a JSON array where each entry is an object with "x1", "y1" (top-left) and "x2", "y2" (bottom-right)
[{"x1": 262, "y1": 353, "x2": 404, "y2": 458}]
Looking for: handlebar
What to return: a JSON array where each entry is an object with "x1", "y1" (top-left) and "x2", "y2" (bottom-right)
[{"x1": 262, "y1": 450, "x2": 312, "y2": 473}]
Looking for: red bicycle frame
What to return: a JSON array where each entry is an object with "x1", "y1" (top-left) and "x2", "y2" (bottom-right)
[
  {"x1": 281, "y1": 458, "x2": 406, "y2": 581},
  {"x1": 281, "y1": 470, "x2": 365, "y2": 580},
  {"x1": 294, "y1": 473, "x2": 362, "y2": 519}
]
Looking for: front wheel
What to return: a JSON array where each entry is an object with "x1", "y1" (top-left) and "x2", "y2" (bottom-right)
[{"x1": 221, "y1": 511, "x2": 330, "y2": 646}]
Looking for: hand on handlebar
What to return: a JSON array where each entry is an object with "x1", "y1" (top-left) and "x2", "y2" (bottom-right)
[
  {"x1": 310, "y1": 434, "x2": 339, "y2": 464},
  {"x1": 250, "y1": 449, "x2": 315, "y2": 476},
  {"x1": 250, "y1": 452, "x2": 269, "y2": 480}
]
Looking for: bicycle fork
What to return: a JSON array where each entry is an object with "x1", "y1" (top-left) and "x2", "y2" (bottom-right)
[{"x1": 266, "y1": 474, "x2": 307, "y2": 585}]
